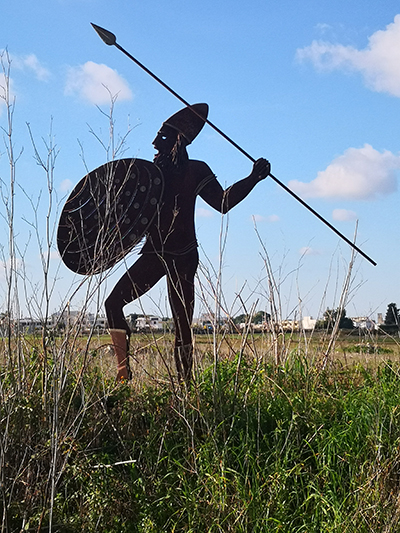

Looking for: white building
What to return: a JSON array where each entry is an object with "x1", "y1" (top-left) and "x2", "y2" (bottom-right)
[
  {"x1": 351, "y1": 316, "x2": 376, "y2": 330},
  {"x1": 18, "y1": 317, "x2": 52, "y2": 334},
  {"x1": 135, "y1": 315, "x2": 163, "y2": 332},
  {"x1": 301, "y1": 316, "x2": 317, "y2": 331}
]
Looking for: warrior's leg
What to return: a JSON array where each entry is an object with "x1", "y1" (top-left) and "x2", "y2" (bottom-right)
[
  {"x1": 166, "y1": 251, "x2": 199, "y2": 382},
  {"x1": 109, "y1": 328, "x2": 131, "y2": 381},
  {"x1": 105, "y1": 254, "x2": 166, "y2": 380}
]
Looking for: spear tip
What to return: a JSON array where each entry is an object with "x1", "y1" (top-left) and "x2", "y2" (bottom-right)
[{"x1": 91, "y1": 23, "x2": 116, "y2": 46}]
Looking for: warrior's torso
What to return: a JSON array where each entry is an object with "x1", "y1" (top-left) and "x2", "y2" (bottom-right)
[{"x1": 141, "y1": 160, "x2": 215, "y2": 255}]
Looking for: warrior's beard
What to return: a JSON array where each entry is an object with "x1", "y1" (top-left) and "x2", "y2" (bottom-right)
[
  {"x1": 153, "y1": 136, "x2": 189, "y2": 173},
  {"x1": 153, "y1": 151, "x2": 175, "y2": 172}
]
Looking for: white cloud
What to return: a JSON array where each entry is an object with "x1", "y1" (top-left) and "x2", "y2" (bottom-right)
[
  {"x1": 0, "y1": 72, "x2": 18, "y2": 117},
  {"x1": 59, "y1": 179, "x2": 73, "y2": 192},
  {"x1": 50, "y1": 250, "x2": 60, "y2": 260},
  {"x1": 288, "y1": 144, "x2": 400, "y2": 200},
  {"x1": 296, "y1": 14, "x2": 400, "y2": 97},
  {"x1": 299, "y1": 246, "x2": 320, "y2": 257},
  {"x1": 332, "y1": 208, "x2": 357, "y2": 221},
  {"x1": 22, "y1": 54, "x2": 50, "y2": 81},
  {"x1": 196, "y1": 207, "x2": 214, "y2": 218},
  {"x1": 0, "y1": 52, "x2": 48, "y2": 115},
  {"x1": 0, "y1": 257, "x2": 24, "y2": 281},
  {"x1": 252, "y1": 214, "x2": 280, "y2": 223},
  {"x1": 65, "y1": 61, "x2": 133, "y2": 104},
  {"x1": 3, "y1": 51, "x2": 50, "y2": 81},
  {"x1": 0, "y1": 73, "x2": 9, "y2": 115},
  {"x1": 315, "y1": 23, "x2": 332, "y2": 35}
]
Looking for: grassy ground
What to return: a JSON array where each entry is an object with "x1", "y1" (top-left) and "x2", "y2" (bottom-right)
[{"x1": 1, "y1": 330, "x2": 400, "y2": 532}]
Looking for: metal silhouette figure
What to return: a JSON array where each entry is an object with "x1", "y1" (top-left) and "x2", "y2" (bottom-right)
[
  {"x1": 58, "y1": 23, "x2": 377, "y2": 382},
  {"x1": 91, "y1": 23, "x2": 376, "y2": 268},
  {"x1": 104, "y1": 104, "x2": 270, "y2": 381}
]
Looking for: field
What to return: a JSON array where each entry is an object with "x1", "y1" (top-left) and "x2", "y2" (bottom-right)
[{"x1": 2, "y1": 329, "x2": 400, "y2": 532}]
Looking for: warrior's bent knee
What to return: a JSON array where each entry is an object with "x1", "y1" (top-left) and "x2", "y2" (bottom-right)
[{"x1": 105, "y1": 293, "x2": 126, "y2": 332}]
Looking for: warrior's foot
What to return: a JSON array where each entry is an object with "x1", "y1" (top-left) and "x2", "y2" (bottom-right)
[{"x1": 116, "y1": 363, "x2": 132, "y2": 382}]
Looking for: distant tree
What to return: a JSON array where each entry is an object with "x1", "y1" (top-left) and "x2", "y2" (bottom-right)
[
  {"x1": 384, "y1": 303, "x2": 399, "y2": 326},
  {"x1": 317, "y1": 307, "x2": 354, "y2": 330},
  {"x1": 340, "y1": 315, "x2": 354, "y2": 329},
  {"x1": 252, "y1": 311, "x2": 271, "y2": 324},
  {"x1": 232, "y1": 313, "x2": 246, "y2": 325},
  {"x1": 233, "y1": 310, "x2": 271, "y2": 325},
  {"x1": 323, "y1": 308, "x2": 337, "y2": 326}
]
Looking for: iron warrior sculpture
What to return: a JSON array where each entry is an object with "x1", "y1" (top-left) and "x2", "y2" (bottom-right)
[
  {"x1": 58, "y1": 104, "x2": 270, "y2": 382},
  {"x1": 104, "y1": 104, "x2": 270, "y2": 382},
  {"x1": 57, "y1": 22, "x2": 377, "y2": 384}
]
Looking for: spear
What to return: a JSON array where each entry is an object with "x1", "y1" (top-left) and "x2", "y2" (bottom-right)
[{"x1": 91, "y1": 23, "x2": 377, "y2": 267}]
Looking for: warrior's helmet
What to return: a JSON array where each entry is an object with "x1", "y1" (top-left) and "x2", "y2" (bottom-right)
[{"x1": 162, "y1": 103, "x2": 209, "y2": 144}]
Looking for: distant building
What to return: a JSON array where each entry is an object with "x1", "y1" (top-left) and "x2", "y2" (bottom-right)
[
  {"x1": 89, "y1": 315, "x2": 108, "y2": 331},
  {"x1": 351, "y1": 316, "x2": 376, "y2": 330},
  {"x1": 237, "y1": 321, "x2": 271, "y2": 333},
  {"x1": 279, "y1": 320, "x2": 300, "y2": 331},
  {"x1": 0, "y1": 309, "x2": 109, "y2": 336},
  {"x1": 135, "y1": 315, "x2": 163, "y2": 332},
  {"x1": 51, "y1": 310, "x2": 108, "y2": 332},
  {"x1": 196, "y1": 313, "x2": 230, "y2": 333},
  {"x1": 301, "y1": 316, "x2": 317, "y2": 331},
  {"x1": 18, "y1": 317, "x2": 52, "y2": 334}
]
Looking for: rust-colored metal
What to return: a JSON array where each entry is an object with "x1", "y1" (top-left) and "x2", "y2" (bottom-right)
[{"x1": 57, "y1": 158, "x2": 164, "y2": 274}]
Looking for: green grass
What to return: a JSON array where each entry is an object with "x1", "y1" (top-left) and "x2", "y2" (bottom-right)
[{"x1": 2, "y1": 343, "x2": 400, "y2": 532}]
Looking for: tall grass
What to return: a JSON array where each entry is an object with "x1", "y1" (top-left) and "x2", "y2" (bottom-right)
[{"x1": 2, "y1": 344, "x2": 400, "y2": 532}]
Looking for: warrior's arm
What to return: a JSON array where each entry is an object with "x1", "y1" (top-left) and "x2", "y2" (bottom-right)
[{"x1": 199, "y1": 158, "x2": 270, "y2": 214}]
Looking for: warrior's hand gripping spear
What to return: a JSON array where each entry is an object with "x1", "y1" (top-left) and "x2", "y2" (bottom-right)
[{"x1": 91, "y1": 23, "x2": 377, "y2": 267}]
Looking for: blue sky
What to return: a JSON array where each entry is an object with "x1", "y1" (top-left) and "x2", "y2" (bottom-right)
[{"x1": 1, "y1": 0, "x2": 399, "y2": 322}]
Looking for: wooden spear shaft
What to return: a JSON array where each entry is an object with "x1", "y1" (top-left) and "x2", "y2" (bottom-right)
[{"x1": 91, "y1": 23, "x2": 377, "y2": 267}]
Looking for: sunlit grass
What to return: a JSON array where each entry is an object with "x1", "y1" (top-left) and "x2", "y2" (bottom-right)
[{"x1": 2, "y1": 332, "x2": 400, "y2": 532}]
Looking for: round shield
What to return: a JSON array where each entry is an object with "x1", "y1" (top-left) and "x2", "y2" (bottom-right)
[{"x1": 57, "y1": 158, "x2": 164, "y2": 275}]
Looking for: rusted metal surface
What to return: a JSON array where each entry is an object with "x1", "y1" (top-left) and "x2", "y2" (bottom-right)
[{"x1": 57, "y1": 158, "x2": 164, "y2": 274}]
